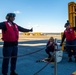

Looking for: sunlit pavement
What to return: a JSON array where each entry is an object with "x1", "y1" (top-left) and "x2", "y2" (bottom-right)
[{"x1": 0, "y1": 39, "x2": 76, "y2": 75}]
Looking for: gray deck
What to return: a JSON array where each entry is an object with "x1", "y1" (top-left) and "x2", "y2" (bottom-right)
[{"x1": 0, "y1": 39, "x2": 76, "y2": 75}]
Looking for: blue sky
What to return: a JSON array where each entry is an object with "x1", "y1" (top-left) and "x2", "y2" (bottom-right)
[{"x1": 0, "y1": 0, "x2": 75, "y2": 33}]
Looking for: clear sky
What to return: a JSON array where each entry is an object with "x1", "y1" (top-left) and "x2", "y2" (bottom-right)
[{"x1": 0, "y1": 0, "x2": 75, "y2": 33}]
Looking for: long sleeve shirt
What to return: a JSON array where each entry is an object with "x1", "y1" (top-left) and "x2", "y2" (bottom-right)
[
  {"x1": 0, "y1": 22, "x2": 31, "y2": 32},
  {"x1": 0, "y1": 21, "x2": 32, "y2": 46}
]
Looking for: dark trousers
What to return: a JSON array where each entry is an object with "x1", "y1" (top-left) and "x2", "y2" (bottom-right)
[
  {"x1": 66, "y1": 39, "x2": 76, "y2": 58},
  {"x1": 2, "y1": 46, "x2": 18, "y2": 74},
  {"x1": 45, "y1": 47, "x2": 54, "y2": 57}
]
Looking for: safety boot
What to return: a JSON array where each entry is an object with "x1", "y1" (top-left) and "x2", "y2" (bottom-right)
[
  {"x1": 10, "y1": 71, "x2": 18, "y2": 75},
  {"x1": 75, "y1": 58, "x2": 76, "y2": 62},
  {"x1": 68, "y1": 57, "x2": 72, "y2": 62}
]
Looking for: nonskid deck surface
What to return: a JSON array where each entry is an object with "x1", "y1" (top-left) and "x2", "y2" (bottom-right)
[{"x1": 0, "y1": 39, "x2": 76, "y2": 75}]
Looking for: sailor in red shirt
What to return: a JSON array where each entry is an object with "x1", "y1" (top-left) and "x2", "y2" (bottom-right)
[
  {"x1": 60, "y1": 20, "x2": 76, "y2": 62},
  {"x1": 0, "y1": 13, "x2": 33, "y2": 75}
]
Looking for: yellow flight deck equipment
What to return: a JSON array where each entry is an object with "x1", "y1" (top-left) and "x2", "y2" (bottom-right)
[
  {"x1": 32, "y1": 32, "x2": 42, "y2": 36},
  {"x1": 68, "y1": 2, "x2": 76, "y2": 27},
  {"x1": 62, "y1": 2, "x2": 76, "y2": 50},
  {"x1": 23, "y1": 32, "x2": 42, "y2": 36},
  {"x1": 23, "y1": 32, "x2": 31, "y2": 35}
]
